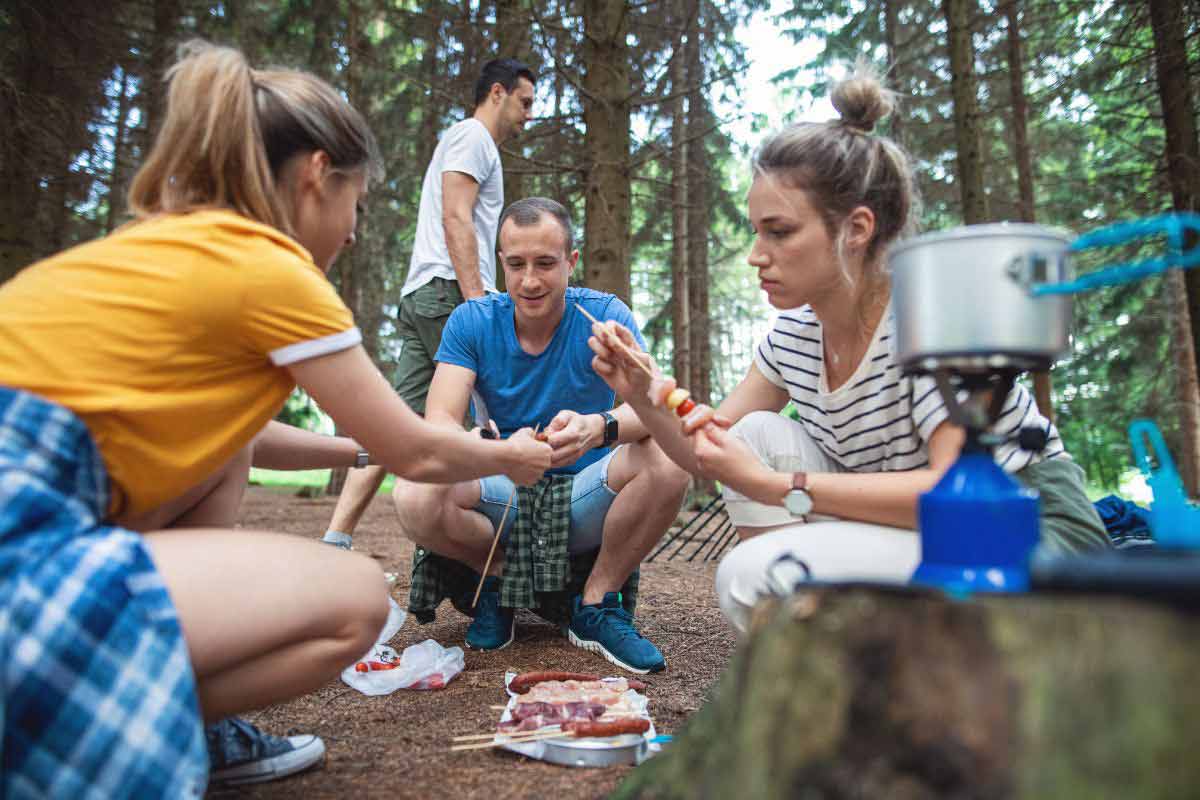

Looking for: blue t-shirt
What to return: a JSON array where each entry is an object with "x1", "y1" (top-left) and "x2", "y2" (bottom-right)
[{"x1": 435, "y1": 286, "x2": 646, "y2": 475}]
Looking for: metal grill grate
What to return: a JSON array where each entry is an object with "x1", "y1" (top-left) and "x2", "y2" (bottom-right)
[{"x1": 646, "y1": 496, "x2": 737, "y2": 562}]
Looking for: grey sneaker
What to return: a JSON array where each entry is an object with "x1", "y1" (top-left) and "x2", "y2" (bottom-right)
[
  {"x1": 206, "y1": 717, "x2": 325, "y2": 786},
  {"x1": 321, "y1": 530, "x2": 353, "y2": 550}
]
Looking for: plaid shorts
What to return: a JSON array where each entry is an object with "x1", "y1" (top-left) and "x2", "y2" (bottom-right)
[{"x1": 0, "y1": 387, "x2": 207, "y2": 798}]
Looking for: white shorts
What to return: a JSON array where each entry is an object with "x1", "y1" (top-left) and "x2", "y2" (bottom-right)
[{"x1": 714, "y1": 411, "x2": 920, "y2": 632}]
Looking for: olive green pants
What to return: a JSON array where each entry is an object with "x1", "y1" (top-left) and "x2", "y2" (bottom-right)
[
  {"x1": 394, "y1": 277, "x2": 464, "y2": 415},
  {"x1": 1015, "y1": 456, "x2": 1111, "y2": 554}
]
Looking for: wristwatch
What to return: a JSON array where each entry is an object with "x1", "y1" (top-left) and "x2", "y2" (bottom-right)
[
  {"x1": 355, "y1": 449, "x2": 371, "y2": 468},
  {"x1": 599, "y1": 411, "x2": 618, "y2": 447},
  {"x1": 783, "y1": 471, "x2": 813, "y2": 517}
]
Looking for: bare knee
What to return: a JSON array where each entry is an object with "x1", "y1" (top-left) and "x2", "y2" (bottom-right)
[
  {"x1": 632, "y1": 438, "x2": 690, "y2": 502},
  {"x1": 335, "y1": 554, "x2": 390, "y2": 656},
  {"x1": 392, "y1": 479, "x2": 450, "y2": 546}
]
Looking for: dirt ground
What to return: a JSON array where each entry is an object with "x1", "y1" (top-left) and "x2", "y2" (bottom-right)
[{"x1": 210, "y1": 486, "x2": 737, "y2": 800}]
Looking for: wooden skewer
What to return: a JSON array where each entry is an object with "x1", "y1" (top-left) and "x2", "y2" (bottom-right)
[
  {"x1": 453, "y1": 712, "x2": 646, "y2": 741},
  {"x1": 450, "y1": 730, "x2": 569, "y2": 751},
  {"x1": 471, "y1": 423, "x2": 539, "y2": 609},
  {"x1": 574, "y1": 303, "x2": 657, "y2": 380}
]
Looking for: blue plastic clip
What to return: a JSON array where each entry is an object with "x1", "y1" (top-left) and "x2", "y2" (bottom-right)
[
  {"x1": 1129, "y1": 418, "x2": 1200, "y2": 548},
  {"x1": 1033, "y1": 212, "x2": 1200, "y2": 295}
]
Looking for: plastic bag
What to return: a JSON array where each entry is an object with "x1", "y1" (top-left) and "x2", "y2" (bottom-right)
[{"x1": 339, "y1": 599, "x2": 464, "y2": 694}]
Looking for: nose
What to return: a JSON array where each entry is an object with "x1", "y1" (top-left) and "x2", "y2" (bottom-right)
[
  {"x1": 748, "y1": 236, "x2": 768, "y2": 268},
  {"x1": 345, "y1": 230, "x2": 357, "y2": 247}
]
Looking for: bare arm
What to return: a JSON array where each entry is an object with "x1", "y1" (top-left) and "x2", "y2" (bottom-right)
[
  {"x1": 251, "y1": 420, "x2": 362, "y2": 471},
  {"x1": 442, "y1": 171, "x2": 486, "y2": 300},
  {"x1": 424, "y1": 361, "x2": 476, "y2": 429},
  {"x1": 694, "y1": 418, "x2": 966, "y2": 529},
  {"x1": 288, "y1": 345, "x2": 549, "y2": 485}
]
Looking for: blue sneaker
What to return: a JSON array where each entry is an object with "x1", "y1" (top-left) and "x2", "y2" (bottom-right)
[
  {"x1": 206, "y1": 717, "x2": 325, "y2": 786},
  {"x1": 568, "y1": 592, "x2": 665, "y2": 674},
  {"x1": 466, "y1": 577, "x2": 515, "y2": 650}
]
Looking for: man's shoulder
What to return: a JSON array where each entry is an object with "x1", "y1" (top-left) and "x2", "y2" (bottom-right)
[
  {"x1": 448, "y1": 292, "x2": 510, "y2": 324},
  {"x1": 567, "y1": 287, "x2": 627, "y2": 318},
  {"x1": 441, "y1": 118, "x2": 496, "y2": 151}
]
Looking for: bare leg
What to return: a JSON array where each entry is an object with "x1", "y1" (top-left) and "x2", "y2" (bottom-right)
[
  {"x1": 582, "y1": 439, "x2": 690, "y2": 604},
  {"x1": 115, "y1": 443, "x2": 254, "y2": 532},
  {"x1": 145, "y1": 530, "x2": 388, "y2": 722},
  {"x1": 391, "y1": 478, "x2": 500, "y2": 574},
  {"x1": 327, "y1": 464, "x2": 388, "y2": 535}
]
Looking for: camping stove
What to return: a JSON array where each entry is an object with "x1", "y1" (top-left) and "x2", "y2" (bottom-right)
[{"x1": 889, "y1": 224, "x2": 1074, "y2": 592}]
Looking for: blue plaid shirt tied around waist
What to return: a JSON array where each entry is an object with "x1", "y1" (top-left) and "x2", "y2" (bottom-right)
[
  {"x1": 408, "y1": 474, "x2": 638, "y2": 624},
  {"x1": 0, "y1": 387, "x2": 207, "y2": 798}
]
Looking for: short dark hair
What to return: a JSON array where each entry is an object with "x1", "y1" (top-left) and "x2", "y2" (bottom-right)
[
  {"x1": 498, "y1": 197, "x2": 574, "y2": 253},
  {"x1": 474, "y1": 58, "x2": 536, "y2": 107}
]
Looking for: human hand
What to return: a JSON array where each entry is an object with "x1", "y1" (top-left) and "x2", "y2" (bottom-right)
[
  {"x1": 505, "y1": 427, "x2": 552, "y2": 485},
  {"x1": 588, "y1": 320, "x2": 655, "y2": 403},
  {"x1": 543, "y1": 409, "x2": 604, "y2": 469},
  {"x1": 691, "y1": 422, "x2": 771, "y2": 494}
]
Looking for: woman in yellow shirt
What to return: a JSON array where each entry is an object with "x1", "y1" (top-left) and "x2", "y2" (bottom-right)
[{"x1": 0, "y1": 41, "x2": 551, "y2": 796}]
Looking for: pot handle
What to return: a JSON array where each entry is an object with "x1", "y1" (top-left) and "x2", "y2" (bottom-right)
[{"x1": 1030, "y1": 211, "x2": 1200, "y2": 295}]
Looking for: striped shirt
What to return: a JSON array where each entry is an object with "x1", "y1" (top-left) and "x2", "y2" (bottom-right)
[{"x1": 753, "y1": 305, "x2": 1067, "y2": 474}]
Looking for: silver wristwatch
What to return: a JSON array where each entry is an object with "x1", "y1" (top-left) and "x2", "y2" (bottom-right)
[{"x1": 783, "y1": 471, "x2": 813, "y2": 517}]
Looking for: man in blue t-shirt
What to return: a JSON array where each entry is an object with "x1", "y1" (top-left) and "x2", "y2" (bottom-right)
[{"x1": 392, "y1": 197, "x2": 688, "y2": 674}]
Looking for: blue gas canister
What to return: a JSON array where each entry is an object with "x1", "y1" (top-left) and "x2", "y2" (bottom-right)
[{"x1": 912, "y1": 450, "x2": 1041, "y2": 593}]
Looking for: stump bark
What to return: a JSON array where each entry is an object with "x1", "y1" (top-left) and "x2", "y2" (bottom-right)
[{"x1": 614, "y1": 586, "x2": 1200, "y2": 799}]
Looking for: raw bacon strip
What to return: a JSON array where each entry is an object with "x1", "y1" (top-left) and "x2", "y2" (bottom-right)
[
  {"x1": 509, "y1": 671, "x2": 601, "y2": 694},
  {"x1": 562, "y1": 718, "x2": 652, "y2": 738}
]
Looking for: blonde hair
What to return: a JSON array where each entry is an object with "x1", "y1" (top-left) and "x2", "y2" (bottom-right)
[
  {"x1": 128, "y1": 40, "x2": 383, "y2": 236},
  {"x1": 753, "y1": 63, "x2": 919, "y2": 283}
]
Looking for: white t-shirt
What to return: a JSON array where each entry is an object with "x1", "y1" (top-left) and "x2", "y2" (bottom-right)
[
  {"x1": 753, "y1": 304, "x2": 1067, "y2": 474},
  {"x1": 401, "y1": 118, "x2": 503, "y2": 297}
]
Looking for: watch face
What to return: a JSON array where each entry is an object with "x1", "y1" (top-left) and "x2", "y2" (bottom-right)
[{"x1": 784, "y1": 489, "x2": 813, "y2": 517}]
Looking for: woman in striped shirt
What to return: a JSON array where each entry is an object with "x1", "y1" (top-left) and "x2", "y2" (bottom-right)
[{"x1": 589, "y1": 67, "x2": 1108, "y2": 631}]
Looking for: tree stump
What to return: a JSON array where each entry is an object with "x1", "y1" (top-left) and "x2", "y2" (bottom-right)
[{"x1": 614, "y1": 586, "x2": 1200, "y2": 799}]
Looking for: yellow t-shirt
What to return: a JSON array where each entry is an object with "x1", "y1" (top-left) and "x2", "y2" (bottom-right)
[{"x1": 0, "y1": 209, "x2": 359, "y2": 517}]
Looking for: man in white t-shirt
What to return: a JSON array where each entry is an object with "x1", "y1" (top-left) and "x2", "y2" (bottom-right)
[{"x1": 323, "y1": 58, "x2": 536, "y2": 549}]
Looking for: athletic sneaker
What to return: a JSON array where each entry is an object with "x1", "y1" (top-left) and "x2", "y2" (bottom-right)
[
  {"x1": 465, "y1": 576, "x2": 515, "y2": 650},
  {"x1": 321, "y1": 530, "x2": 353, "y2": 550},
  {"x1": 568, "y1": 592, "x2": 666, "y2": 674},
  {"x1": 206, "y1": 717, "x2": 326, "y2": 787}
]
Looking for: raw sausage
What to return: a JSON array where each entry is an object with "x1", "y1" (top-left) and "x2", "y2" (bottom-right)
[
  {"x1": 562, "y1": 717, "x2": 651, "y2": 737},
  {"x1": 509, "y1": 671, "x2": 600, "y2": 693}
]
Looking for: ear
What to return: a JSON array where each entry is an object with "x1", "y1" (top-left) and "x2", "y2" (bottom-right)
[
  {"x1": 566, "y1": 249, "x2": 580, "y2": 273},
  {"x1": 844, "y1": 206, "x2": 876, "y2": 252},
  {"x1": 297, "y1": 150, "x2": 333, "y2": 192},
  {"x1": 489, "y1": 81, "x2": 506, "y2": 103}
]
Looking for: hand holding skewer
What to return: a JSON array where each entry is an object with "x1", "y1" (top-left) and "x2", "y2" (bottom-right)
[{"x1": 579, "y1": 304, "x2": 728, "y2": 435}]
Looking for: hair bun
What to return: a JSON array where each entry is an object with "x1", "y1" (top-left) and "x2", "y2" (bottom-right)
[{"x1": 830, "y1": 65, "x2": 895, "y2": 134}]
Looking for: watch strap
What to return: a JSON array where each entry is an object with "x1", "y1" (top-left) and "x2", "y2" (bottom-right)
[
  {"x1": 792, "y1": 471, "x2": 808, "y2": 491},
  {"x1": 599, "y1": 411, "x2": 618, "y2": 447}
]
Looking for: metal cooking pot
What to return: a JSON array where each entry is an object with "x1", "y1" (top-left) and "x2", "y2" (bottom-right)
[{"x1": 888, "y1": 223, "x2": 1073, "y2": 374}]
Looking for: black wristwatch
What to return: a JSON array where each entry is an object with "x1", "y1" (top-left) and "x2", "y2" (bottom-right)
[{"x1": 599, "y1": 411, "x2": 618, "y2": 447}]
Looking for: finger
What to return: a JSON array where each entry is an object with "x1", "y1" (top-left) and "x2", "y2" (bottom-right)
[
  {"x1": 681, "y1": 404, "x2": 717, "y2": 436},
  {"x1": 711, "y1": 414, "x2": 734, "y2": 430},
  {"x1": 546, "y1": 411, "x2": 571, "y2": 433},
  {"x1": 488, "y1": 419, "x2": 501, "y2": 437}
]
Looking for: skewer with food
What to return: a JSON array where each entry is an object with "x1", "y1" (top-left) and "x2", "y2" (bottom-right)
[{"x1": 575, "y1": 303, "x2": 717, "y2": 434}]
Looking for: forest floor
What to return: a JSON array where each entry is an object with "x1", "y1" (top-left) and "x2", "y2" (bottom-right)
[{"x1": 208, "y1": 486, "x2": 737, "y2": 800}]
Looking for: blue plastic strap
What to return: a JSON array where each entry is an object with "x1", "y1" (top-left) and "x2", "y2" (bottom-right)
[{"x1": 1032, "y1": 212, "x2": 1200, "y2": 295}]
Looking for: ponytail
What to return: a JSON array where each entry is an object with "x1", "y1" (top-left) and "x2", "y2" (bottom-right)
[{"x1": 128, "y1": 40, "x2": 382, "y2": 235}]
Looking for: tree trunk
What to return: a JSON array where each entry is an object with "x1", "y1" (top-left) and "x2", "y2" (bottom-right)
[
  {"x1": 614, "y1": 587, "x2": 1200, "y2": 799},
  {"x1": 943, "y1": 0, "x2": 988, "y2": 224},
  {"x1": 1149, "y1": 0, "x2": 1200, "y2": 497},
  {"x1": 669, "y1": 0, "x2": 691, "y2": 392},
  {"x1": 496, "y1": 0, "x2": 531, "y2": 209},
  {"x1": 581, "y1": 0, "x2": 632, "y2": 304},
  {"x1": 882, "y1": 0, "x2": 903, "y2": 148},
  {"x1": 1001, "y1": 0, "x2": 1054, "y2": 421}
]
